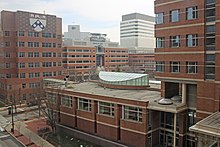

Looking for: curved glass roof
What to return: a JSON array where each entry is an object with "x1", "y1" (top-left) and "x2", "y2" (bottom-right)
[{"x1": 99, "y1": 71, "x2": 148, "y2": 82}]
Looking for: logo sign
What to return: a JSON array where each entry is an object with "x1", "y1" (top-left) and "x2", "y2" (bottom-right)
[{"x1": 29, "y1": 14, "x2": 46, "y2": 32}]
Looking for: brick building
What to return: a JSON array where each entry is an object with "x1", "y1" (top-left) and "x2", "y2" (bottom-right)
[
  {"x1": 0, "y1": 10, "x2": 63, "y2": 104},
  {"x1": 128, "y1": 53, "x2": 155, "y2": 76},
  {"x1": 43, "y1": 72, "x2": 161, "y2": 147},
  {"x1": 155, "y1": 0, "x2": 220, "y2": 146},
  {"x1": 62, "y1": 46, "x2": 129, "y2": 81}
]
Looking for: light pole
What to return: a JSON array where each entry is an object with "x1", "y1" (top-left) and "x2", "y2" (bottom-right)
[{"x1": 11, "y1": 103, "x2": 14, "y2": 133}]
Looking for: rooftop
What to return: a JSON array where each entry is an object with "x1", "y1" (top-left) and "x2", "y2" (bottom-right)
[
  {"x1": 64, "y1": 82, "x2": 160, "y2": 102},
  {"x1": 190, "y1": 111, "x2": 220, "y2": 138}
]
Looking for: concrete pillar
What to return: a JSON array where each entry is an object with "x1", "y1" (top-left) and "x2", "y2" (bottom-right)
[
  {"x1": 182, "y1": 83, "x2": 186, "y2": 104},
  {"x1": 174, "y1": 113, "x2": 177, "y2": 147}
]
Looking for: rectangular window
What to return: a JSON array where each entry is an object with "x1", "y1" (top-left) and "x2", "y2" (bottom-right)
[
  {"x1": 22, "y1": 83, "x2": 26, "y2": 88},
  {"x1": 28, "y1": 42, "x2": 33, "y2": 47},
  {"x1": 43, "y1": 72, "x2": 52, "y2": 77},
  {"x1": 34, "y1": 42, "x2": 39, "y2": 47},
  {"x1": 28, "y1": 32, "x2": 33, "y2": 37},
  {"x1": 156, "y1": 61, "x2": 165, "y2": 72},
  {"x1": 186, "y1": 6, "x2": 198, "y2": 20},
  {"x1": 19, "y1": 31, "x2": 24, "y2": 36},
  {"x1": 20, "y1": 73, "x2": 25, "y2": 78},
  {"x1": 99, "y1": 101, "x2": 114, "y2": 116},
  {"x1": 19, "y1": 63, "x2": 25, "y2": 68},
  {"x1": 61, "y1": 95, "x2": 72, "y2": 107},
  {"x1": 19, "y1": 42, "x2": 25, "y2": 47},
  {"x1": 156, "y1": 37, "x2": 165, "y2": 48},
  {"x1": 171, "y1": 61, "x2": 180, "y2": 73},
  {"x1": 34, "y1": 32, "x2": 39, "y2": 37},
  {"x1": 5, "y1": 41, "x2": 10, "y2": 47},
  {"x1": 53, "y1": 62, "x2": 56, "y2": 66},
  {"x1": 156, "y1": 13, "x2": 164, "y2": 24},
  {"x1": 78, "y1": 98, "x2": 92, "y2": 111},
  {"x1": 6, "y1": 63, "x2": 10, "y2": 69},
  {"x1": 28, "y1": 52, "x2": 33, "y2": 57},
  {"x1": 187, "y1": 34, "x2": 198, "y2": 47},
  {"x1": 123, "y1": 106, "x2": 142, "y2": 122},
  {"x1": 6, "y1": 52, "x2": 10, "y2": 58},
  {"x1": 170, "y1": 10, "x2": 180, "y2": 22},
  {"x1": 4, "y1": 31, "x2": 10, "y2": 36},
  {"x1": 170, "y1": 35, "x2": 180, "y2": 47},
  {"x1": 19, "y1": 52, "x2": 25, "y2": 57},
  {"x1": 187, "y1": 62, "x2": 197, "y2": 74}
]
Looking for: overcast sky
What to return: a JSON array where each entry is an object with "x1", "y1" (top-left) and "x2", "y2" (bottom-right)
[{"x1": 0, "y1": 0, "x2": 154, "y2": 42}]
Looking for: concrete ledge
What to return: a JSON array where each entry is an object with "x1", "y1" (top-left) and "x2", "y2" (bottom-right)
[{"x1": 57, "y1": 124, "x2": 128, "y2": 147}]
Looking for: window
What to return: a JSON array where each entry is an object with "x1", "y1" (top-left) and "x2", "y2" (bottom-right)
[
  {"x1": 187, "y1": 34, "x2": 198, "y2": 47},
  {"x1": 156, "y1": 13, "x2": 164, "y2": 24},
  {"x1": 156, "y1": 37, "x2": 165, "y2": 48},
  {"x1": 19, "y1": 42, "x2": 25, "y2": 47},
  {"x1": 18, "y1": 31, "x2": 24, "y2": 36},
  {"x1": 28, "y1": 42, "x2": 33, "y2": 47},
  {"x1": 6, "y1": 52, "x2": 10, "y2": 58},
  {"x1": 187, "y1": 62, "x2": 197, "y2": 74},
  {"x1": 156, "y1": 61, "x2": 165, "y2": 72},
  {"x1": 4, "y1": 31, "x2": 10, "y2": 36},
  {"x1": 34, "y1": 32, "x2": 39, "y2": 37},
  {"x1": 28, "y1": 52, "x2": 33, "y2": 57},
  {"x1": 170, "y1": 10, "x2": 180, "y2": 22},
  {"x1": 53, "y1": 62, "x2": 56, "y2": 67},
  {"x1": 42, "y1": 52, "x2": 52, "y2": 57},
  {"x1": 29, "y1": 72, "x2": 40, "y2": 78},
  {"x1": 53, "y1": 72, "x2": 56, "y2": 76},
  {"x1": 19, "y1": 52, "x2": 25, "y2": 57},
  {"x1": 6, "y1": 74, "x2": 11, "y2": 78},
  {"x1": 99, "y1": 101, "x2": 114, "y2": 116},
  {"x1": 61, "y1": 95, "x2": 72, "y2": 107},
  {"x1": 53, "y1": 53, "x2": 56, "y2": 57},
  {"x1": 58, "y1": 71, "x2": 62, "y2": 75},
  {"x1": 78, "y1": 98, "x2": 92, "y2": 111},
  {"x1": 34, "y1": 52, "x2": 39, "y2": 57},
  {"x1": 34, "y1": 42, "x2": 39, "y2": 47},
  {"x1": 6, "y1": 63, "x2": 10, "y2": 69},
  {"x1": 42, "y1": 62, "x2": 52, "y2": 67},
  {"x1": 170, "y1": 35, "x2": 180, "y2": 47},
  {"x1": 19, "y1": 63, "x2": 25, "y2": 68},
  {"x1": 28, "y1": 32, "x2": 33, "y2": 37},
  {"x1": 43, "y1": 72, "x2": 52, "y2": 77},
  {"x1": 171, "y1": 61, "x2": 180, "y2": 73},
  {"x1": 186, "y1": 6, "x2": 198, "y2": 20},
  {"x1": 22, "y1": 83, "x2": 26, "y2": 88},
  {"x1": 5, "y1": 41, "x2": 10, "y2": 47},
  {"x1": 20, "y1": 73, "x2": 25, "y2": 78},
  {"x1": 123, "y1": 106, "x2": 142, "y2": 122}
]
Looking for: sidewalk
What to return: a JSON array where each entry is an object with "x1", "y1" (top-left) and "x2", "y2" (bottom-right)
[{"x1": 5, "y1": 119, "x2": 54, "y2": 147}]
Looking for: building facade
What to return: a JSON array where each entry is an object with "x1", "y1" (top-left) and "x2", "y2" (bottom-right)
[
  {"x1": 63, "y1": 25, "x2": 119, "y2": 47},
  {"x1": 43, "y1": 73, "x2": 161, "y2": 147},
  {"x1": 120, "y1": 13, "x2": 155, "y2": 53},
  {"x1": 155, "y1": 0, "x2": 220, "y2": 146},
  {"x1": 0, "y1": 10, "x2": 63, "y2": 104},
  {"x1": 128, "y1": 53, "x2": 155, "y2": 76},
  {"x1": 62, "y1": 46, "x2": 129, "y2": 82}
]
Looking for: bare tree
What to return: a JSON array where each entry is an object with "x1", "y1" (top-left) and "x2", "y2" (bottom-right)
[{"x1": 37, "y1": 80, "x2": 62, "y2": 134}]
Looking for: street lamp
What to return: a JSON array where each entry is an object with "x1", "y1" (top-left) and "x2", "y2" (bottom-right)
[{"x1": 11, "y1": 104, "x2": 14, "y2": 133}]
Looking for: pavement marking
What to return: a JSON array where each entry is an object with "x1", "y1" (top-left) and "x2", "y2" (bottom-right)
[{"x1": 0, "y1": 135, "x2": 10, "y2": 139}]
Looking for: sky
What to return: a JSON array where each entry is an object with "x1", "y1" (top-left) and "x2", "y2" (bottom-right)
[{"x1": 0, "y1": 0, "x2": 154, "y2": 42}]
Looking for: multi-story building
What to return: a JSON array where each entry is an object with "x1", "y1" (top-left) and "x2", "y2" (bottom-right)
[
  {"x1": 155, "y1": 0, "x2": 220, "y2": 146},
  {"x1": 63, "y1": 25, "x2": 119, "y2": 47},
  {"x1": 43, "y1": 72, "x2": 161, "y2": 147},
  {"x1": 128, "y1": 53, "x2": 155, "y2": 76},
  {"x1": 62, "y1": 46, "x2": 129, "y2": 81},
  {"x1": 120, "y1": 13, "x2": 155, "y2": 53},
  {"x1": 0, "y1": 10, "x2": 63, "y2": 104}
]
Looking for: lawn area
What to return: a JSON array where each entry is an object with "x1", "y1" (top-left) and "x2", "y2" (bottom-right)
[{"x1": 47, "y1": 131, "x2": 103, "y2": 147}]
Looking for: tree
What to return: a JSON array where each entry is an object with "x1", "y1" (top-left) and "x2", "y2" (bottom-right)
[{"x1": 37, "y1": 80, "x2": 62, "y2": 134}]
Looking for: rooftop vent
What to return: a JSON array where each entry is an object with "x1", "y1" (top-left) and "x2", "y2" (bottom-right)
[
  {"x1": 171, "y1": 95, "x2": 182, "y2": 102},
  {"x1": 158, "y1": 98, "x2": 173, "y2": 105}
]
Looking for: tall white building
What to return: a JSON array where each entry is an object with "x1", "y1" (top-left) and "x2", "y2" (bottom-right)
[
  {"x1": 120, "y1": 13, "x2": 155, "y2": 53},
  {"x1": 63, "y1": 25, "x2": 119, "y2": 47}
]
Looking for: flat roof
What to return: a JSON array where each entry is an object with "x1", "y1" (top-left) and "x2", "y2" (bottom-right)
[
  {"x1": 190, "y1": 111, "x2": 220, "y2": 138},
  {"x1": 61, "y1": 82, "x2": 160, "y2": 102}
]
